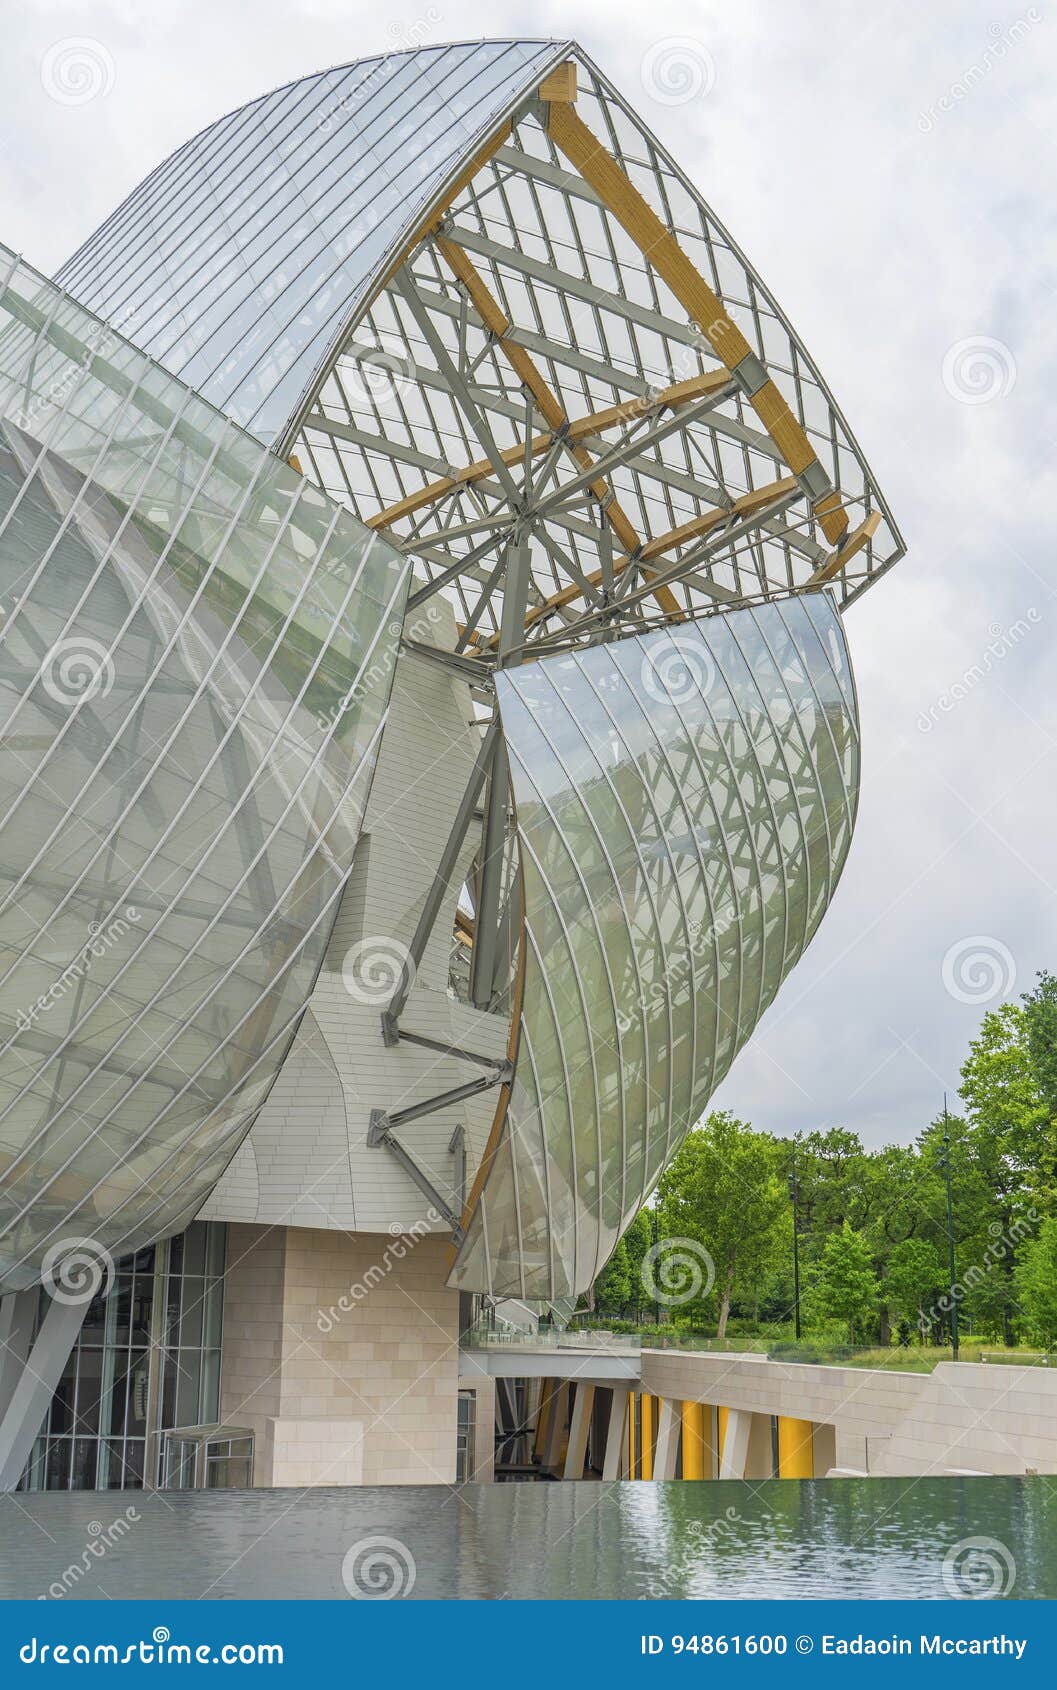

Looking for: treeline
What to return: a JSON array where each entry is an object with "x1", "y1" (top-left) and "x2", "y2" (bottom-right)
[{"x1": 590, "y1": 972, "x2": 1057, "y2": 1349}]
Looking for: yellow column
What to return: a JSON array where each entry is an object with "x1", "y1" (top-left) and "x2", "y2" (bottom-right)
[
  {"x1": 680, "y1": 1402, "x2": 706, "y2": 1478},
  {"x1": 640, "y1": 1394, "x2": 654, "y2": 1480},
  {"x1": 717, "y1": 1405, "x2": 729, "y2": 1461},
  {"x1": 777, "y1": 1416, "x2": 814, "y2": 1478}
]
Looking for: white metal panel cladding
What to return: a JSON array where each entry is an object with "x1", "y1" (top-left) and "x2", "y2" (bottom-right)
[
  {"x1": 56, "y1": 40, "x2": 565, "y2": 444},
  {"x1": 451, "y1": 593, "x2": 859, "y2": 1298},
  {"x1": 0, "y1": 247, "x2": 408, "y2": 1291}
]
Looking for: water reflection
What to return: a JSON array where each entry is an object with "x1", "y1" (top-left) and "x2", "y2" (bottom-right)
[{"x1": 2, "y1": 1478, "x2": 1054, "y2": 1601}]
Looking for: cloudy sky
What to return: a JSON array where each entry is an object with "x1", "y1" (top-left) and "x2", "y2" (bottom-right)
[{"x1": 2, "y1": 0, "x2": 1053, "y2": 1151}]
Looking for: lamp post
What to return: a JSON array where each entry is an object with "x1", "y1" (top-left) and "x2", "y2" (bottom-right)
[
  {"x1": 939, "y1": 1096, "x2": 959, "y2": 1361},
  {"x1": 789, "y1": 1141, "x2": 802, "y2": 1342}
]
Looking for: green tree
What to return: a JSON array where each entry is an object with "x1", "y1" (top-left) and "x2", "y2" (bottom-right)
[
  {"x1": 657, "y1": 1112, "x2": 786, "y2": 1337},
  {"x1": 812, "y1": 1220, "x2": 879, "y2": 1343},
  {"x1": 593, "y1": 1237, "x2": 632, "y2": 1313},
  {"x1": 883, "y1": 1236, "x2": 944, "y2": 1336},
  {"x1": 1014, "y1": 1217, "x2": 1057, "y2": 1348}
]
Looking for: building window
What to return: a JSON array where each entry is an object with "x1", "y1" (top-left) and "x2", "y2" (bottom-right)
[
  {"x1": 22, "y1": 1222, "x2": 226, "y2": 1491},
  {"x1": 456, "y1": 1388, "x2": 477, "y2": 1482}
]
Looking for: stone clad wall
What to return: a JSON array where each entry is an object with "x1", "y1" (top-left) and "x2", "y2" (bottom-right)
[
  {"x1": 639, "y1": 1349, "x2": 1057, "y2": 1476},
  {"x1": 219, "y1": 1224, "x2": 460, "y2": 1486}
]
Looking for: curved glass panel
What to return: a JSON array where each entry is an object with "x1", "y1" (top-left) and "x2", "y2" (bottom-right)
[
  {"x1": 452, "y1": 594, "x2": 858, "y2": 1297},
  {"x1": 0, "y1": 247, "x2": 407, "y2": 1290},
  {"x1": 56, "y1": 41, "x2": 564, "y2": 444}
]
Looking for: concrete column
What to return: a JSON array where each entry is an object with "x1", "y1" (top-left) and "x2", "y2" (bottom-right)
[
  {"x1": 541, "y1": 1381, "x2": 569, "y2": 1473},
  {"x1": 563, "y1": 1383, "x2": 595, "y2": 1479},
  {"x1": 652, "y1": 1396, "x2": 680, "y2": 1481},
  {"x1": 717, "y1": 1407, "x2": 751, "y2": 1479},
  {"x1": 812, "y1": 1421, "x2": 837, "y2": 1477},
  {"x1": 0, "y1": 1291, "x2": 37, "y2": 1424},
  {"x1": 602, "y1": 1388, "x2": 629, "y2": 1480},
  {"x1": 0, "y1": 1295, "x2": 86, "y2": 1491},
  {"x1": 746, "y1": 1410, "x2": 775, "y2": 1479}
]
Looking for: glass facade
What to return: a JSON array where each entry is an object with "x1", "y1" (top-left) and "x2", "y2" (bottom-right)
[
  {"x1": 0, "y1": 247, "x2": 407, "y2": 1290},
  {"x1": 21, "y1": 1222, "x2": 226, "y2": 1490},
  {"x1": 56, "y1": 41, "x2": 562, "y2": 444},
  {"x1": 453, "y1": 594, "x2": 859, "y2": 1297}
]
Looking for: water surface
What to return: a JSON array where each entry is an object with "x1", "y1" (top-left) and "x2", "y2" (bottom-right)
[{"x1": 2, "y1": 1478, "x2": 1053, "y2": 1601}]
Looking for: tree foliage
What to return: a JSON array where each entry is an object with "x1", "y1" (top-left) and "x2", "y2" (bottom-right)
[{"x1": 587, "y1": 978, "x2": 1057, "y2": 1349}]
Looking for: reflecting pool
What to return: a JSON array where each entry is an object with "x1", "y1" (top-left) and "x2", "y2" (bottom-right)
[{"x1": 2, "y1": 1477, "x2": 1054, "y2": 1601}]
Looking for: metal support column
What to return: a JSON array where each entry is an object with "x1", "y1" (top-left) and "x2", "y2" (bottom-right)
[{"x1": 0, "y1": 1294, "x2": 88, "y2": 1491}]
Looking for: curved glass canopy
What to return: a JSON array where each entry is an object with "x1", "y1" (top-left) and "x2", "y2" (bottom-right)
[
  {"x1": 452, "y1": 593, "x2": 858, "y2": 1298},
  {"x1": 0, "y1": 246, "x2": 407, "y2": 1290}
]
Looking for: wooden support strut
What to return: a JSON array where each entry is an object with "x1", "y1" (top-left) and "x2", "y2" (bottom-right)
[
  {"x1": 432, "y1": 233, "x2": 682, "y2": 617},
  {"x1": 474, "y1": 473, "x2": 797, "y2": 647},
  {"x1": 540, "y1": 80, "x2": 849, "y2": 549},
  {"x1": 365, "y1": 368, "x2": 731, "y2": 532}
]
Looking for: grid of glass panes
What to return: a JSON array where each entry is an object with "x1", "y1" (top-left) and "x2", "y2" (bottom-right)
[
  {"x1": 157, "y1": 1222, "x2": 226, "y2": 1441},
  {"x1": 456, "y1": 1389, "x2": 477, "y2": 1483},
  {"x1": 21, "y1": 1222, "x2": 226, "y2": 1490},
  {"x1": 204, "y1": 1435, "x2": 253, "y2": 1489}
]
